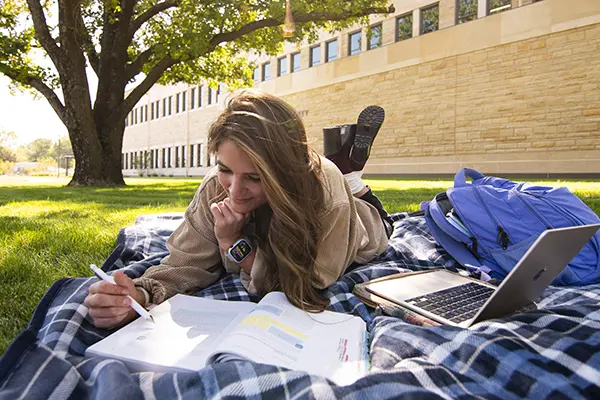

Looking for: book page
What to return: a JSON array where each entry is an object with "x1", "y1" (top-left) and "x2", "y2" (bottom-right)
[
  {"x1": 85, "y1": 294, "x2": 255, "y2": 373},
  {"x1": 208, "y1": 292, "x2": 368, "y2": 385}
]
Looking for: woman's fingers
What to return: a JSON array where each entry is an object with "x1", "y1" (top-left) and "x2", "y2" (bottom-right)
[
  {"x1": 88, "y1": 305, "x2": 131, "y2": 320},
  {"x1": 84, "y1": 292, "x2": 130, "y2": 308}
]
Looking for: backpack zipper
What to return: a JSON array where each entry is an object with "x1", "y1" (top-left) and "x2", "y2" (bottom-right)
[
  {"x1": 515, "y1": 191, "x2": 553, "y2": 229},
  {"x1": 473, "y1": 186, "x2": 511, "y2": 249}
]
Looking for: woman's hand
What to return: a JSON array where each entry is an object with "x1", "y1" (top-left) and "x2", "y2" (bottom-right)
[
  {"x1": 84, "y1": 271, "x2": 142, "y2": 329},
  {"x1": 210, "y1": 198, "x2": 249, "y2": 250}
]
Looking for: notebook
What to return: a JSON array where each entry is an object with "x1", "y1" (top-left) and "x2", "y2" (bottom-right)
[
  {"x1": 85, "y1": 291, "x2": 368, "y2": 385},
  {"x1": 355, "y1": 224, "x2": 600, "y2": 328}
]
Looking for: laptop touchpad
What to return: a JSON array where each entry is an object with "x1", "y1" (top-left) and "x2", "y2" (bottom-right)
[{"x1": 367, "y1": 271, "x2": 471, "y2": 302}]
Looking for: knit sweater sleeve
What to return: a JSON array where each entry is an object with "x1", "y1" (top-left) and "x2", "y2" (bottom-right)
[{"x1": 133, "y1": 172, "x2": 225, "y2": 304}]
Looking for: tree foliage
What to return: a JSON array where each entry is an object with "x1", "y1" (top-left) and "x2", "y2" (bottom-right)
[
  {"x1": 0, "y1": 0, "x2": 394, "y2": 186},
  {"x1": 24, "y1": 138, "x2": 53, "y2": 161}
]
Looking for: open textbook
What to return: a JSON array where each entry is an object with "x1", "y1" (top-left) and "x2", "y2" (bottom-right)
[{"x1": 86, "y1": 292, "x2": 368, "y2": 385}]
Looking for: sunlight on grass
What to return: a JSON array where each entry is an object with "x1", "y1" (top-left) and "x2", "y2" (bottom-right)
[{"x1": 1, "y1": 175, "x2": 600, "y2": 355}]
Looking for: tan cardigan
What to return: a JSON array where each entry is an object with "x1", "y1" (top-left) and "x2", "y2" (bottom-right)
[{"x1": 134, "y1": 157, "x2": 388, "y2": 304}]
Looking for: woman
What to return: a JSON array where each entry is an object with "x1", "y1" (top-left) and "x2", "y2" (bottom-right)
[{"x1": 85, "y1": 90, "x2": 391, "y2": 329}]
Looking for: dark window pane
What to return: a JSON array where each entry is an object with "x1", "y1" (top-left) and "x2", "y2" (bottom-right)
[
  {"x1": 291, "y1": 52, "x2": 301, "y2": 72},
  {"x1": 253, "y1": 66, "x2": 260, "y2": 82},
  {"x1": 262, "y1": 62, "x2": 271, "y2": 80},
  {"x1": 182, "y1": 92, "x2": 186, "y2": 111},
  {"x1": 191, "y1": 88, "x2": 196, "y2": 108},
  {"x1": 326, "y1": 40, "x2": 338, "y2": 62},
  {"x1": 458, "y1": 0, "x2": 478, "y2": 23},
  {"x1": 198, "y1": 86, "x2": 203, "y2": 107},
  {"x1": 368, "y1": 24, "x2": 382, "y2": 50},
  {"x1": 349, "y1": 31, "x2": 361, "y2": 55},
  {"x1": 278, "y1": 57, "x2": 287, "y2": 76},
  {"x1": 421, "y1": 4, "x2": 439, "y2": 35},
  {"x1": 310, "y1": 45, "x2": 321, "y2": 66}
]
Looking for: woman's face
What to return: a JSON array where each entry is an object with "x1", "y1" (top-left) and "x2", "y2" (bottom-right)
[{"x1": 216, "y1": 140, "x2": 267, "y2": 214}]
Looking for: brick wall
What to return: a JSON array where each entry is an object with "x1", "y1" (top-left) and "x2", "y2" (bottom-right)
[{"x1": 282, "y1": 22, "x2": 600, "y2": 175}]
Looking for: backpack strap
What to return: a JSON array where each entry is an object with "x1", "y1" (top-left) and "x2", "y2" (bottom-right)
[{"x1": 454, "y1": 168, "x2": 486, "y2": 187}]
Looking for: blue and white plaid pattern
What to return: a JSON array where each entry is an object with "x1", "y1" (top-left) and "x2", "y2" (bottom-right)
[{"x1": 1, "y1": 212, "x2": 599, "y2": 399}]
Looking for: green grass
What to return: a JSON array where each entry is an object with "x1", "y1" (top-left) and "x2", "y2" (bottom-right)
[{"x1": 1, "y1": 176, "x2": 600, "y2": 355}]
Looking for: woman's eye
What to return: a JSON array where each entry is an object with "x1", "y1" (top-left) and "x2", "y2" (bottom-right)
[
  {"x1": 247, "y1": 176, "x2": 261, "y2": 182},
  {"x1": 218, "y1": 168, "x2": 232, "y2": 174}
]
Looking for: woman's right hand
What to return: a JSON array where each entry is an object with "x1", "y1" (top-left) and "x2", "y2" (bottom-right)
[{"x1": 84, "y1": 271, "x2": 142, "y2": 329}]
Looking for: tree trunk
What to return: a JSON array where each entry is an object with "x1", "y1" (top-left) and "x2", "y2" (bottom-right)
[{"x1": 67, "y1": 121, "x2": 126, "y2": 187}]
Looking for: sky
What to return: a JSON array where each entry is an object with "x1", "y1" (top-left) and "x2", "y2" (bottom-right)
[{"x1": 0, "y1": 75, "x2": 67, "y2": 147}]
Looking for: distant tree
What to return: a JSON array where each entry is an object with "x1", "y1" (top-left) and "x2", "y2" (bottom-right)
[
  {"x1": 25, "y1": 138, "x2": 53, "y2": 161},
  {"x1": 0, "y1": 130, "x2": 16, "y2": 162},
  {"x1": 0, "y1": 0, "x2": 393, "y2": 186},
  {"x1": 0, "y1": 146, "x2": 16, "y2": 162}
]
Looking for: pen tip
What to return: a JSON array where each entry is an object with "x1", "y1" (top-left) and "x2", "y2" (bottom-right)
[{"x1": 149, "y1": 315, "x2": 155, "y2": 323}]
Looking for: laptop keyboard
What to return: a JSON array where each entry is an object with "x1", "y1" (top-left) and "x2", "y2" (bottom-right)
[{"x1": 405, "y1": 282, "x2": 495, "y2": 323}]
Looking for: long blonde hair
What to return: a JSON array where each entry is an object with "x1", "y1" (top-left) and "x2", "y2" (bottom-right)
[{"x1": 207, "y1": 90, "x2": 328, "y2": 311}]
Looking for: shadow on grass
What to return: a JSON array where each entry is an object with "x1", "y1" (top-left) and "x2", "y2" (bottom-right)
[{"x1": 0, "y1": 182, "x2": 201, "y2": 208}]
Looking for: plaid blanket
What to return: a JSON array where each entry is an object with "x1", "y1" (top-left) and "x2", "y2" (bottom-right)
[{"x1": 1, "y1": 212, "x2": 599, "y2": 399}]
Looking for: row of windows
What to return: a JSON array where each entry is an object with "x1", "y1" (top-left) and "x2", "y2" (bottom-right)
[
  {"x1": 125, "y1": 84, "x2": 223, "y2": 127},
  {"x1": 122, "y1": 144, "x2": 216, "y2": 170},
  {"x1": 251, "y1": 0, "x2": 517, "y2": 82}
]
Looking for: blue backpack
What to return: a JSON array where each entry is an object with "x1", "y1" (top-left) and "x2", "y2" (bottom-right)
[{"x1": 421, "y1": 168, "x2": 600, "y2": 286}]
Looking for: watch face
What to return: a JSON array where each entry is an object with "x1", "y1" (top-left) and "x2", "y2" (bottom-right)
[{"x1": 230, "y1": 239, "x2": 252, "y2": 262}]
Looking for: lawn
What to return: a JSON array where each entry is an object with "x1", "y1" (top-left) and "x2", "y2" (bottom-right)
[{"x1": 1, "y1": 176, "x2": 600, "y2": 355}]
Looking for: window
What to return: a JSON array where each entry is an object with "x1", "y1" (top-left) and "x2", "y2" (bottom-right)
[
  {"x1": 368, "y1": 24, "x2": 382, "y2": 50},
  {"x1": 262, "y1": 62, "x2": 271, "y2": 80},
  {"x1": 168, "y1": 96, "x2": 173, "y2": 115},
  {"x1": 291, "y1": 52, "x2": 301, "y2": 72},
  {"x1": 348, "y1": 31, "x2": 362, "y2": 55},
  {"x1": 253, "y1": 66, "x2": 260, "y2": 83},
  {"x1": 182, "y1": 91, "x2": 186, "y2": 112},
  {"x1": 310, "y1": 45, "x2": 321, "y2": 67},
  {"x1": 278, "y1": 57, "x2": 288, "y2": 76},
  {"x1": 134, "y1": 108, "x2": 138, "y2": 124},
  {"x1": 198, "y1": 85, "x2": 203, "y2": 107},
  {"x1": 326, "y1": 39, "x2": 338, "y2": 62},
  {"x1": 124, "y1": 117, "x2": 128, "y2": 127},
  {"x1": 124, "y1": 153, "x2": 128, "y2": 169},
  {"x1": 167, "y1": 147, "x2": 172, "y2": 168},
  {"x1": 181, "y1": 145, "x2": 186, "y2": 167},
  {"x1": 489, "y1": 0, "x2": 511, "y2": 14},
  {"x1": 150, "y1": 103, "x2": 155, "y2": 120},
  {"x1": 457, "y1": 0, "x2": 478, "y2": 24},
  {"x1": 129, "y1": 112, "x2": 133, "y2": 125},
  {"x1": 191, "y1": 87, "x2": 196, "y2": 109},
  {"x1": 144, "y1": 105, "x2": 148, "y2": 122},
  {"x1": 189, "y1": 144, "x2": 195, "y2": 167},
  {"x1": 149, "y1": 149, "x2": 154, "y2": 169},
  {"x1": 175, "y1": 146, "x2": 179, "y2": 168},
  {"x1": 176, "y1": 93, "x2": 181, "y2": 113},
  {"x1": 162, "y1": 98, "x2": 166, "y2": 117},
  {"x1": 421, "y1": 4, "x2": 439, "y2": 35},
  {"x1": 155, "y1": 150, "x2": 159, "y2": 169},
  {"x1": 208, "y1": 87, "x2": 213, "y2": 105},
  {"x1": 197, "y1": 143, "x2": 203, "y2": 167},
  {"x1": 396, "y1": 14, "x2": 413, "y2": 42}
]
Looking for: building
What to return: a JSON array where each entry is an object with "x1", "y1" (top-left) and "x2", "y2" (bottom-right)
[{"x1": 122, "y1": 0, "x2": 600, "y2": 178}]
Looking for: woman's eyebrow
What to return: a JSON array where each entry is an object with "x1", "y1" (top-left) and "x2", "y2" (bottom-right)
[{"x1": 216, "y1": 160, "x2": 229, "y2": 169}]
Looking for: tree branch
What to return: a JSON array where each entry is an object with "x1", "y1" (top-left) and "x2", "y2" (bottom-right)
[
  {"x1": 25, "y1": 0, "x2": 63, "y2": 67},
  {"x1": 75, "y1": 8, "x2": 100, "y2": 75},
  {"x1": 116, "y1": 55, "x2": 177, "y2": 120},
  {"x1": 130, "y1": 0, "x2": 180, "y2": 37},
  {"x1": 125, "y1": 45, "x2": 157, "y2": 81},
  {"x1": 209, "y1": 5, "x2": 395, "y2": 47}
]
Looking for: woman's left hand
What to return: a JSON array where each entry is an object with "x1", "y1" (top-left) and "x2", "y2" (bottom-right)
[{"x1": 210, "y1": 198, "x2": 249, "y2": 250}]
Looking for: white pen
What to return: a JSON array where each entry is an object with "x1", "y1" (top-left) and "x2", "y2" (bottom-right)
[{"x1": 90, "y1": 264, "x2": 155, "y2": 323}]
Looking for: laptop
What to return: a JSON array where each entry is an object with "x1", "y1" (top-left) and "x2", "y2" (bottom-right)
[{"x1": 363, "y1": 224, "x2": 600, "y2": 328}]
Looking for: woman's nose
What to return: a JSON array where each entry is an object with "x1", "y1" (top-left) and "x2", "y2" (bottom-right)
[{"x1": 229, "y1": 176, "x2": 244, "y2": 196}]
